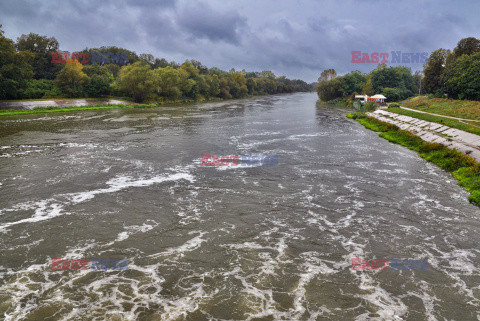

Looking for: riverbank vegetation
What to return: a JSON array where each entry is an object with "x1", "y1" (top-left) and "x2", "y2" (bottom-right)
[
  {"x1": 0, "y1": 104, "x2": 144, "y2": 116},
  {"x1": 317, "y1": 36, "x2": 480, "y2": 108},
  {"x1": 403, "y1": 97, "x2": 480, "y2": 120},
  {"x1": 347, "y1": 113, "x2": 480, "y2": 206},
  {"x1": 316, "y1": 66, "x2": 419, "y2": 103},
  {"x1": 0, "y1": 25, "x2": 315, "y2": 103},
  {"x1": 423, "y1": 37, "x2": 480, "y2": 100}
]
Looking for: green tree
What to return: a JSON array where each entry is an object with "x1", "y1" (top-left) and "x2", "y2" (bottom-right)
[
  {"x1": 206, "y1": 74, "x2": 220, "y2": 97},
  {"x1": 423, "y1": 48, "x2": 450, "y2": 94},
  {"x1": 452, "y1": 37, "x2": 480, "y2": 59},
  {"x1": 318, "y1": 69, "x2": 337, "y2": 82},
  {"x1": 82, "y1": 64, "x2": 114, "y2": 97},
  {"x1": 15, "y1": 33, "x2": 61, "y2": 79},
  {"x1": 443, "y1": 52, "x2": 480, "y2": 100},
  {"x1": 362, "y1": 78, "x2": 374, "y2": 95},
  {"x1": 340, "y1": 71, "x2": 366, "y2": 96},
  {"x1": 0, "y1": 26, "x2": 34, "y2": 99},
  {"x1": 317, "y1": 77, "x2": 342, "y2": 101},
  {"x1": 370, "y1": 66, "x2": 416, "y2": 99},
  {"x1": 117, "y1": 61, "x2": 156, "y2": 102}
]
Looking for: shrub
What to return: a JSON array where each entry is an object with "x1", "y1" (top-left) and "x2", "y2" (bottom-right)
[
  {"x1": 347, "y1": 112, "x2": 366, "y2": 120},
  {"x1": 364, "y1": 101, "x2": 378, "y2": 111},
  {"x1": 388, "y1": 103, "x2": 400, "y2": 108},
  {"x1": 357, "y1": 117, "x2": 398, "y2": 132},
  {"x1": 421, "y1": 148, "x2": 475, "y2": 172},
  {"x1": 17, "y1": 79, "x2": 56, "y2": 99},
  {"x1": 419, "y1": 142, "x2": 444, "y2": 153}
]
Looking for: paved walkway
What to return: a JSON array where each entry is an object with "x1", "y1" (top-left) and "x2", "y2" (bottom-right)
[{"x1": 368, "y1": 109, "x2": 480, "y2": 162}]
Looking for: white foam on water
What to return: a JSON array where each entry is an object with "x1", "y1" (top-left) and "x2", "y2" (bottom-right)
[
  {"x1": 112, "y1": 220, "x2": 159, "y2": 243},
  {"x1": 0, "y1": 172, "x2": 194, "y2": 231},
  {"x1": 148, "y1": 231, "x2": 207, "y2": 259}
]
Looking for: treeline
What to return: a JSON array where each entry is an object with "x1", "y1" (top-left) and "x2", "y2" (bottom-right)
[
  {"x1": 423, "y1": 37, "x2": 480, "y2": 100},
  {"x1": 317, "y1": 66, "x2": 420, "y2": 103},
  {"x1": 317, "y1": 36, "x2": 480, "y2": 102},
  {"x1": 0, "y1": 25, "x2": 314, "y2": 102}
]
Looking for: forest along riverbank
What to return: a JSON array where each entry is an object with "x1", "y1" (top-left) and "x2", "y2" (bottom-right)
[{"x1": 0, "y1": 93, "x2": 479, "y2": 320}]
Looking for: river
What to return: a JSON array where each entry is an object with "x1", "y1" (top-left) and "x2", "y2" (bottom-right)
[{"x1": 0, "y1": 92, "x2": 479, "y2": 320}]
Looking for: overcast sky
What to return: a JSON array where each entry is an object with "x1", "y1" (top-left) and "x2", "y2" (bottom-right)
[{"x1": 1, "y1": 0, "x2": 479, "y2": 82}]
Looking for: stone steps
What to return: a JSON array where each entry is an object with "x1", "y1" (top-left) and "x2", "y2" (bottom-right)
[{"x1": 367, "y1": 110, "x2": 480, "y2": 162}]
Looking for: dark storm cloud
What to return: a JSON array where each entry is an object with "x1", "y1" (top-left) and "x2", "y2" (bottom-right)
[
  {"x1": 175, "y1": 2, "x2": 246, "y2": 44},
  {"x1": 1, "y1": 0, "x2": 479, "y2": 81}
]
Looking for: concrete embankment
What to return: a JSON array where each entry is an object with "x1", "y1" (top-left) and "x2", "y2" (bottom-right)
[{"x1": 368, "y1": 109, "x2": 480, "y2": 162}]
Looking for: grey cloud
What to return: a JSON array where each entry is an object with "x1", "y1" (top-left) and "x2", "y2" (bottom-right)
[
  {"x1": 175, "y1": 2, "x2": 246, "y2": 44},
  {"x1": 1, "y1": 0, "x2": 479, "y2": 81}
]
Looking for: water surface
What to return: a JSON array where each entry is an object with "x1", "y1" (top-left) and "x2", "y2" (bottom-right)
[{"x1": 0, "y1": 93, "x2": 479, "y2": 320}]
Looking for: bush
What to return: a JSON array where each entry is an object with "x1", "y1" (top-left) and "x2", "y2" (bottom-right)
[
  {"x1": 347, "y1": 112, "x2": 366, "y2": 119},
  {"x1": 357, "y1": 117, "x2": 398, "y2": 132},
  {"x1": 388, "y1": 103, "x2": 400, "y2": 108},
  {"x1": 17, "y1": 79, "x2": 56, "y2": 99},
  {"x1": 327, "y1": 99, "x2": 348, "y2": 106},
  {"x1": 419, "y1": 142, "x2": 444, "y2": 153},
  {"x1": 364, "y1": 101, "x2": 378, "y2": 111}
]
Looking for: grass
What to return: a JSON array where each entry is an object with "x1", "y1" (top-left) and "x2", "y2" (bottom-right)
[
  {"x1": 387, "y1": 107, "x2": 480, "y2": 136},
  {"x1": 0, "y1": 104, "x2": 155, "y2": 117},
  {"x1": 349, "y1": 114, "x2": 480, "y2": 207},
  {"x1": 403, "y1": 96, "x2": 480, "y2": 120}
]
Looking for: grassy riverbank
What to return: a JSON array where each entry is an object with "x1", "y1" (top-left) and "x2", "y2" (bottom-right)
[
  {"x1": 0, "y1": 97, "x2": 224, "y2": 117},
  {"x1": 0, "y1": 104, "x2": 148, "y2": 116},
  {"x1": 347, "y1": 112, "x2": 480, "y2": 206},
  {"x1": 404, "y1": 97, "x2": 480, "y2": 120}
]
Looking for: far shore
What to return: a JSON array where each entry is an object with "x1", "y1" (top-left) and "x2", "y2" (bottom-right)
[{"x1": 0, "y1": 98, "x2": 132, "y2": 110}]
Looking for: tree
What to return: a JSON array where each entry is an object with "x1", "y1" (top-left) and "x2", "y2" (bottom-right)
[
  {"x1": 422, "y1": 48, "x2": 450, "y2": 94},
  {"x1": 139, "y1": 53, "x2": 156, "y2": 67},
  {"x1": 340, "y1": 71, "x2": 366, "y2": 96},
  {"x1": 0, "y1": 26, "x2": 34, "y2": 99},
  {"x1": 260, "y1": 70, "x2": 276, "y2": 80},
  {"x1": 117, "y1": 61, "x2": 156, "y2": 102},
  {"x1": 452, "y1": 37, "x2": 480, "y2": 59},
  {"x1": 317, "y1": 77, "x2": 342, "y2": 101},
  {"x1": 190, "y1": 60, "x2": 208, "y2": 74},
  {"x1": 55, "y1": 60, "x2": 89, "y2": 97},
  {"x1": 370, "y1": 66, "x2": 416, "y2": 99},
  {"x1": 362, "y1": 78, "x2": 374, "y2": 95},
  {"x1": 318, "y1": 69, "x2": 337, "y2": 82},
  {"x1": 443, "y1": 52, "x2": 480, "y2": 100},
  {"x1": 206, "y1": 74, "x2": 220, "y2": 97},
  {"x1": 16, "y1": 33, "x2": 60, "y2": 79}
]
